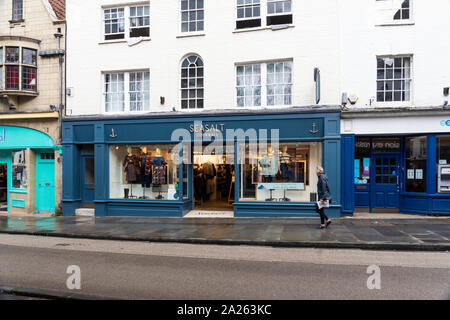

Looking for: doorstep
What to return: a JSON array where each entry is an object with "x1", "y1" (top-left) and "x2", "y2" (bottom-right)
[{"x1": 184, "y1": 210, "x2": 234, "y2": 218}]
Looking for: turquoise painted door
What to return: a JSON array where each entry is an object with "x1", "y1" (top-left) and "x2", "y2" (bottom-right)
[{"x1": 36, "y1": 152, "x2": 56, "y2": 213}]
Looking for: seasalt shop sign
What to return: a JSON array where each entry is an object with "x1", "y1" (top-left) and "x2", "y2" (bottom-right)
[{"x1": 189, "y1": 123, "x2": 225, "y2": 133}]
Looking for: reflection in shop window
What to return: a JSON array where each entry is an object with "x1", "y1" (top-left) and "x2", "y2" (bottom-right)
[
  {"x1": 355, "y1": 139, "x2": 371, "y2": 184},
  {"x1": 110, "y1": 145, "x2": 180, "y2": 200},
  {"x1": 405, "y1": 136, "x2": 427, "y2": 193},
  {"x1": 12, "y1": 150, "x2": 27, "y2": 189},
  {"x1": 239, "y1": 142, "x2": 322, "y2": 202}
]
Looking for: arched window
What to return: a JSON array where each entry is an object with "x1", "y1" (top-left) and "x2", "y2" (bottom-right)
[{"x1": 181, "y1": 55, "x2": 204, "y2": 109}]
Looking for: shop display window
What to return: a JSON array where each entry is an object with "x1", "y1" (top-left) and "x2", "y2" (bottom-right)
[
  {"x1": 109, "y1": 145, "x2": 181, "y2": 200},
  {"x1": 12, "y1": 150, "x2": 27, "y2": 189},
  {"x1": 239, "y1": 142, "x2": 322, "y2": 202},
  {"x1": 437, "y1": 136, "x2": 450, "y2": 193},
  {"x1": 405, "y1": 136, "x2": 427, "y2": 193},
  {"x1": 354, "y1": 138, "x2": 371, "y2": 184}
]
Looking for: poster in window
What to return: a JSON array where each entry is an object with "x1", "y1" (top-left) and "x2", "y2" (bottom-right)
[
  {"x1": 407, "y1": 169, "x2": 415, "y2": 180},
  {"x1": 415, "y1": 169, "x2": 423, "y2": 180}
]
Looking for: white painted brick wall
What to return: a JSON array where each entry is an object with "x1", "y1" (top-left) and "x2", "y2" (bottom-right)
[{"x1": 66, "y1": 0, "x2": 342, "y2": 116}]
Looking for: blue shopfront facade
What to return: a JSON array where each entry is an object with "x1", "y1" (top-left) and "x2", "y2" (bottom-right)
[
  {"x1": 62, "y1": 108, "x2": 342, "y2": 218},
  {"x1": 341, "y1": 134, "x2": 450, "y2": 215}
]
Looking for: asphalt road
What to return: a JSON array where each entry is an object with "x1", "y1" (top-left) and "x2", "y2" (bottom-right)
[{"x1": 0, "y1": 234, "x2": 449, "y2": 300}]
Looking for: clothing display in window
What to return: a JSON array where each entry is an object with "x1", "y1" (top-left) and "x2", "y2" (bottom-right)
[
  {"x1": 201, "y1": 162, "x2": 216, "y2": 195},
  {"x1": 194, "y1": 167, "x2": 207, "y2": 201},
  {"x1": 152, "y1": 156, "x2": 167, "y2": 185},
  {"x1": 259, "y1": 155, "x2": 271, "y2": 176},
  {"x1": 123, "y1": 155, "x2": 138, "y2": 183},
  {"x1": 202, "y1": 161, "x2": 216, "y2": 179},
  {"x1": 140, "y1": 153, "x2": 151, "y2": 188}
]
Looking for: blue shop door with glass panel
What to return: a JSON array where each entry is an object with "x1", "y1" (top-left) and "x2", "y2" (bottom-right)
[
  {"x1": 371, "y1": 155, "x2": 400, "y2": 210},
  {"x1": 81, "y1": 155, "x2": 95, "y2": 204}
]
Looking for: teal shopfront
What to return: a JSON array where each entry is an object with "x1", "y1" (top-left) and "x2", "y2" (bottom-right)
[
  {"x1": 62, "y1": 108, "x2": 342, "y2": 218},
  {"x1": 0, "y1": 126, "x2": 58, "y2": 214}
]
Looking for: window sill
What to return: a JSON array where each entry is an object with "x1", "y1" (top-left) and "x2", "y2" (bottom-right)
[
  {"x1": 373, "y1": 102, "x2": 412, "y2": 108},
  {"x1": 0, "y1": 90, "x2": 39, "y2": 97},
  {"x1": 9, "y1": 19, "x2": 25, "y2": 25},
  {"x1": 98, "y1": 37, "x2": 151, "y2": 46},
  {"x1": 103, "y1": 110, "x2": 150, "y2": 115},
  {"x1": 375, "y1": 21, "x2": 415, "y2": 27},
  {"x1": 176, "y1": 32, "x2": 206, "y2": 39},
  {"x1": 10, "y1": 189, "x2": 27, "y2": 194},
  {"x1": 233, "y1": 24, "x2": 294, "y2": 34}
]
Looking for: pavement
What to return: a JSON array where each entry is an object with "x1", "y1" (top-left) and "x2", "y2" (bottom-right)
[{"x1": 0, "y1": 215, "x2": 449, "y2": 251}]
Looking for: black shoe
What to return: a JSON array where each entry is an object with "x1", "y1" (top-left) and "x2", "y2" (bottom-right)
[
  {"x1": 326, "y1": 220, "x2": 332, "y2": 228},
  {"x1": 319, "y1": 225, "x2": 326, "y2": 229}
]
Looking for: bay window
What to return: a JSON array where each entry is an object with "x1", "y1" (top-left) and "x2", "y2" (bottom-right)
[
  {"x1": 22, "y1": 48, "x2": 37, "y2": 91},
  {"x1": 0, "y1": 47, "x2": 37, "y2": 92}
]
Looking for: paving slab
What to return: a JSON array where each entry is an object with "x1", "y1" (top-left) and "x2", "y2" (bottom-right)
[{"x1": 0, "y1": 216, "x2": 449, "y2": 251}]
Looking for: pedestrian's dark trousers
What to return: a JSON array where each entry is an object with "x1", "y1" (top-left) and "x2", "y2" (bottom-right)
[{"x1": 315, "y1": 203, "x2": 329, "y2": 225}]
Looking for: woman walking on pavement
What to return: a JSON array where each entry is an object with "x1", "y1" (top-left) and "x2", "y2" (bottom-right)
[{"x1": 316, "y1": 165, "x2": 332, "y2": 229}]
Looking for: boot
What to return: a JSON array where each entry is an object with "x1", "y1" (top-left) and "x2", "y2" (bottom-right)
[{"x1": 124, "y1": 188, "x2": 130, "y2": 199}]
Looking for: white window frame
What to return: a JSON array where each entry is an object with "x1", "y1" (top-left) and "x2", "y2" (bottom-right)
[
  {"x1": 235, "y1": 59, "x2": 293, "y2": 108},
  {"x1": 102, "y1": 3, "x2": 150, "y2": 42},
  {"x1": 103, "y1": 70, "x2": 150, "y2": 114},
  {"x1": 375, "y1": 0, "x2": 413, "y2": 25},
  {"x1": 12, "y1": 0, "x2": 24, "y2": 21},
  {"x1": 180, "y1": 55, "x2": 204, "y2": 110},
  {"x1": 235, "y1": 0, "x2": 293, "y2": 30},
  {"x1": 236, "y1": 0, "x2": 261, "y2": 21},
  {"x1": 267, "y1": 0, "x2": 292, "y2": 17},
  {"x1": 180, "y1": 0, "x2": 205, "y2": 34},
  {"x1": 129, "y1": 5, "x2": 150, "y2": 37},
  {"x1": 375, "y1": 55, "x2": 413, "y2": 107}
]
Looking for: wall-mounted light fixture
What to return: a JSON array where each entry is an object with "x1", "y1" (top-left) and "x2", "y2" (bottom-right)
[{"x1": 160, "y1": 96, "x2": 165, "y2": 105}]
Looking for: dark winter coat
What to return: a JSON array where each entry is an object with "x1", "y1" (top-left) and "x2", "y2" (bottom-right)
[{"x1": 317, "y1": 173, "x2": 331, "y2": 201}]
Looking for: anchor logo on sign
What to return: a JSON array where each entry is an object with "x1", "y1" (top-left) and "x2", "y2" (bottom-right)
[
  {"x1": 110, "y1": 128, "x2": 118, "y2": 138},
  {"x1": 310, "y1": 122, "x2": 319, "y2": 134}
]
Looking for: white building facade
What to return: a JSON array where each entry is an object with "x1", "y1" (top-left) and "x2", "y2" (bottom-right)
[
  {"x1": 62, "y1": 0, "x2": 343, "y2": 217},
  {"x1": 63, "y1": 0, "x2": 450, "y2": 218},
  {"x1": 339, "y1": 0, "x2": 450, "y2": 215}
]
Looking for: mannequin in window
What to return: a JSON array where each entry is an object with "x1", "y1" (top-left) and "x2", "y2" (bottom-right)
[
  {"x1": 152, "y1": 148, "x2": 167, "y2": 185},
  {"x1": 280, "y1": 145, "x2": 292, "y2": 180},
  {"x1": 123, "y1": 147, "x2": 137, "y2": 184},
  {"x1": 123, "y1": 147, "x2": 138, "y2": 198},
  {"x1": 140, "y1": 146, "x2": 151, "y2": 189}
]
